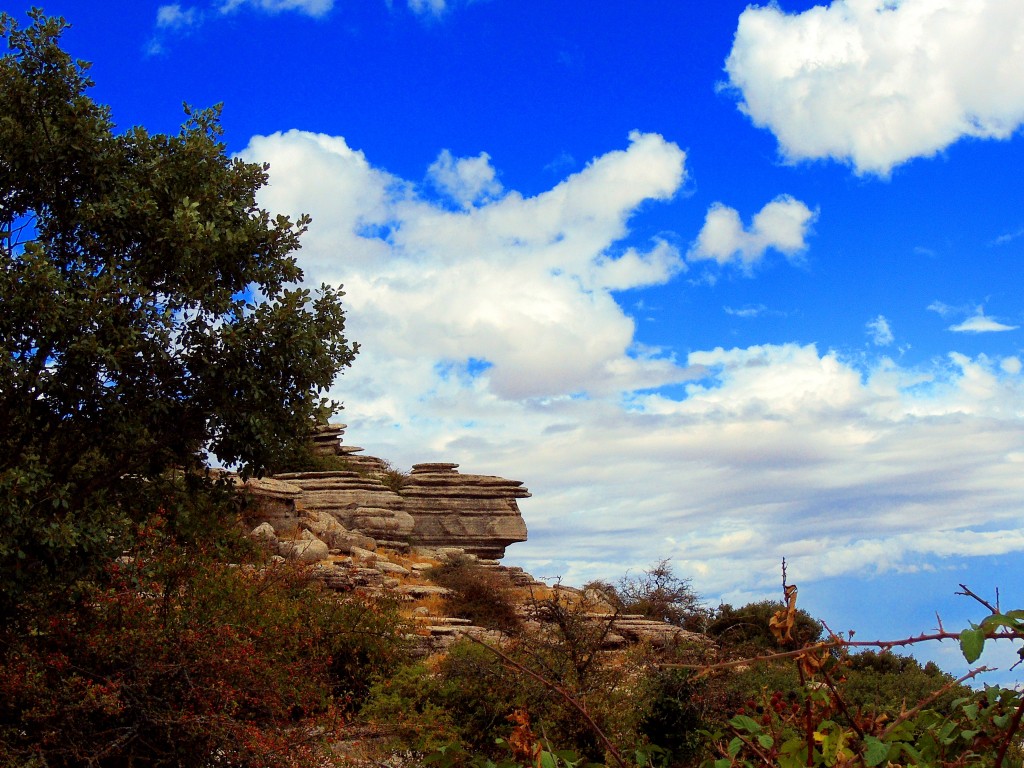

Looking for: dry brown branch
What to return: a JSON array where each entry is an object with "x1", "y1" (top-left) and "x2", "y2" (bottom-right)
[
  {"x1": 956, "y1": 584, "x2": 999, "y2": 615},
  {"x1": 463, "y1": 632, "x2": 627, "y2": 768},
  {"x1": 666, "y1": 628, "x2": 1022, "y2": 674},
  {"x1": 879, "y1": 667, "x2": 991, "y2": 740}
]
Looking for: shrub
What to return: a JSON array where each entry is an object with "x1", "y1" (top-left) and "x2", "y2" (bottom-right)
[
  {"x1": 707, "y1": 600, "x2": 823, "y2": 654},
  {"x1": 618, "y1": 560, "x2": 707, "y2": 630},
  {"x1": 427, "y1": 557, "x2": 522, "y2": 634},
  {"x1": 0, "y1": 519, "x2": 408, "y2": 767}
]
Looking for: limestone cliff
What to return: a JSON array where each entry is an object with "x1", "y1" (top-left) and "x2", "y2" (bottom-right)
[{"x1": 245, "y1": 424, "x2": 529, "y2": 560}]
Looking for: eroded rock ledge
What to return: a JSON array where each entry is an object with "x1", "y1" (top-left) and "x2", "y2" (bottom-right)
[{"x1": 242, "y1": 424, "x2": 530, "y2": 561}]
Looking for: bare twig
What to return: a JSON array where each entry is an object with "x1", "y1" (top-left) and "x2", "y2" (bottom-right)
[{"x1": 957, "y1": 584, "x2": 998, "y2": 615}]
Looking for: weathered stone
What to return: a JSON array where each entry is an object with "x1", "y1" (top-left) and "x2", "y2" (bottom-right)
[
  {"x1": 375, "y1": 561, "x2": 410, "y2": 576},
  {"x1": 241, "y1": 477, "x2": 302, "y2": 535},
  {"x1": 299, "y1": 508, "x2": 376, "y2": 552},
  {"x1": 249, "y1": 522, "x2": 278, "y2": 544},
  {"x1": 402, "y1": 464, "x2": 529, "y2": 559},
  {"x1": 278, "y1": 536, "x2": 329, "y2": 563},
  {"x1": 348, "y1": 545, "x2": 377, "y2": 562}
]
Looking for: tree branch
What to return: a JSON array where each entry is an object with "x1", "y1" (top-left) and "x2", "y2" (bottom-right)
[
  {"x1": 879, "y1": 667, "x2": 991, "y2": 740},
  {"x1": 463, "y1": 632, "x2": 627, "y2": 768},
  {"x1": 957, "y1": 584, "x2": 999, "y2": 615}
]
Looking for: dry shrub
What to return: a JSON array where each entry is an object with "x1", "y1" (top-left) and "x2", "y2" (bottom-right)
[{"x1": 426, "y1": 557, "x2": 522, "y2": 634}]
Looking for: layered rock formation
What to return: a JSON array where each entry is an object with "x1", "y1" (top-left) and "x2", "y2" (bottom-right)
[
  {"x1": 402, "y1": 463, "x2": 530, "y2": 559},
  {"x1": 270, "y1": 470, "x2": 415, "y2": 550},
  {"x1": 245, "y1": 424, "x2": 530, "y2": 560}
]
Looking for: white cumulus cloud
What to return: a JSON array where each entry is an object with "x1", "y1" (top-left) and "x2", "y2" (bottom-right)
[
  {"x1": 689, "y1": 194, "x2": 816, "y2": 270},
  {"x1": 725, "y1": 0, "x2": 1024, "y2": 176},
  {"x1": 238, "y1": 130, "x2": 1024, "y2": 606},
  {"x1": 949, "y1": 310, "x2": 1019, "y2": 333},
  {"x1": 240, "y1": 129, "x2": 690, "y2": 401},
  {"x1": 427, "y1": 150, "x2": 503, "y2": 209}
]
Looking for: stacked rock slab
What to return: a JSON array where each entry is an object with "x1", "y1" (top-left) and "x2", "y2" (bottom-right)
[
  {"x1": 241, "y1": 477, "x2": 303, "y2": 536},
  {"x1": 401, "y1": 463, "x2": 529, "y2": 560},
  {"x1": 270, "y1": 424, "x2": 530, "y2": 559},
  {"x1": 271, "y1": 470, "x2": 415, "y2": 550}
]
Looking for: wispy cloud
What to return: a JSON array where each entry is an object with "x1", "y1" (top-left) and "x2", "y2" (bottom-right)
[
  {"x1": 219, "y1": 0, "x2": 334, "y2": 16},
  {"x1": 991, "y1": 228, "x2": 1024, "y2": 246},
  {"x1": 949, "y1": 311, "x2": 1019, "y2": 334},
  {"x1": 866, "y1": 315, "x2": 894, "y2": 346},
  {"x1": 689, "y1": 195, "x2": 817, "y2": 271},
  {"x1": 724, "y1": 304, "x2": 768, "y2": 319},
  {"x1": 156, "y1": 4, "x2": 201, "y2": 29},
  {"x1": 724, "y1": 0, "x2": 1024, "y2": 175},
  {"x1": 927, "y1": 300, "x2": 955, "y2": 318},
  {"x1": 150, "y1": 0, "x2": 336, "y2": 52},
  {"x1": 407, "y1": 0, "x2": 447, "y2": 18}
]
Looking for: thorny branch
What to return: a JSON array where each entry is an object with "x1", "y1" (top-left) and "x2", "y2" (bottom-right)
[
  {"x1": 879, "y1": 667, "x2": 991, "y2": 740},
  {"x1": 956, "y1": 583, "x2": 999, "y2": 615},
  {"x1": 995, "y1": 695, "x2": 1024, "y2": 768}
]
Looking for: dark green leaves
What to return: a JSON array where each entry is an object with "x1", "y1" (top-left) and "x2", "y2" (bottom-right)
[
  {"x1": 0, "y1": 10, "x2": 356, "y2": 609},
  {"x1": 959, "y1": 627, "x2": 986, "y2": 663}
]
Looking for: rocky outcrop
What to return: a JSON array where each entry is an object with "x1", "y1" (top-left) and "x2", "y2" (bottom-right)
[
  {"x1": 263, "y1": 426, "x2": 529, "y2": 560},
  {"x1": 270, "y1": 470, "x2": 415, "y2": 550},
  {"x1": 241, "y1": 477, "x2": 302, "y2": 536},
  {"x1": 401, "y1": 463, "x2": 530, "y2": 560}
]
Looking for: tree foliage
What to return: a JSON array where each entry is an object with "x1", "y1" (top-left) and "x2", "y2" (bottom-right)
[
  {"x1": 0, "y1": 10, "x2": 357, "y2": 604},
  {"x1": 617, "y1": 559, "x2": 706, "y2": 629}
]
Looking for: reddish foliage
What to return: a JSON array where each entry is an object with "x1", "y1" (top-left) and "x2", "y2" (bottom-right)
[{"x1": 0, "y1": 526, "x2": 405, "y2": 767}]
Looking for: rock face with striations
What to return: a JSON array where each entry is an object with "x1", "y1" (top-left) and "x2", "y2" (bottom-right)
[
  {"x1": 270, "y1": 470, "x2": 416, "y2": 550},
  {"x1": 266, "y1": 426, "x2": 530, "y2": 560},
  {"x1": 401, "y1": 463, "x2": 529, "y2": 560}
]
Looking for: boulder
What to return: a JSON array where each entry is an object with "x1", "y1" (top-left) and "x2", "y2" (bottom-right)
[
  {"x1": 299, "y1": 508, "x2": 376, "y2": 552},
  {"x1": 277, "y1": 534, "x2": 329, "y2": 563}
]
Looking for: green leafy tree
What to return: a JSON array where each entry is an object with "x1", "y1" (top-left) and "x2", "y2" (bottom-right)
[{"x1": 0, "y1": 10, "x2": 356, "y2": 607}]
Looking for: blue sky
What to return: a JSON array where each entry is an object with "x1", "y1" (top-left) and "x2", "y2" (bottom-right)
[{"x1": 26, "y1": 0, "x2": 1024, "y2": 681}]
